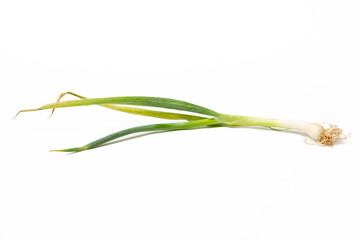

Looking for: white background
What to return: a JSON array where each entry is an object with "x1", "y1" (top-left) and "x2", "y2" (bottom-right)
[{"x1": 1, "y1": 0, "x2": 359, "y2": 239}]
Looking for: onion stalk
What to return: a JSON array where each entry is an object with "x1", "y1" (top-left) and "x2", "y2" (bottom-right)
[{"x1": 15, "y1": 92, "x2": 346, "y2": 152}]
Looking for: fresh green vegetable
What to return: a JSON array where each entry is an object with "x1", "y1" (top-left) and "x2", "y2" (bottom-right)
[{"x1": 15, "y1": 92, "x2": 345, "y2": 152}]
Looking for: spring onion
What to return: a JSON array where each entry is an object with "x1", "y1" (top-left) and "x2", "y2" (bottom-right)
[{"x1": 15, "y1": 92, "x2": 346, "y2": 152}]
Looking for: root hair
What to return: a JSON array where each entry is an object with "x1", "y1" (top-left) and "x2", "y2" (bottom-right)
[{"x1": 318, "y1": 124, "x2": 347, "y2": 146}]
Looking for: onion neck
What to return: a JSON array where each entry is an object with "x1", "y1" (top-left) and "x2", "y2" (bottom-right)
[{"x1": 217, "y1": 114, "x2": 325, "y2": 140}]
